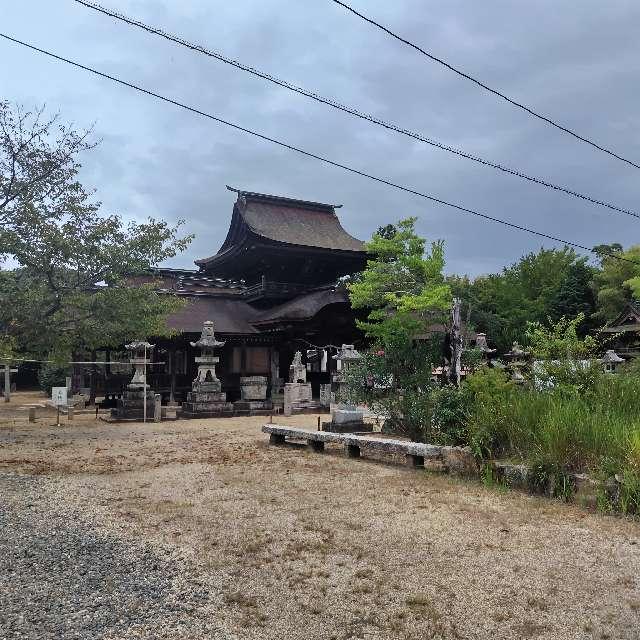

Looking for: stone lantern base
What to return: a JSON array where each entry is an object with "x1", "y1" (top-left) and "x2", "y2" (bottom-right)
[
  {"x1": 233, "y1": 375, "x2": 273, "y2": 415},
  {"x1": 111, "y1": 386, "x2": 156, "y2": 421},
  {"x1": 181, "y1": 384, "x2": 233, "y2": 418}
]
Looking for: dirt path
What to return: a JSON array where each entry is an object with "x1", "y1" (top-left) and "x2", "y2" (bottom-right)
[{"x1": 1, "y1": 393, "x2": 639, "y2": 639}]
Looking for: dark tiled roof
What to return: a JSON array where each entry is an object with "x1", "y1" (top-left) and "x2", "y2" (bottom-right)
[
  {"x1": 241, "y1": 198, "x2": 365, "y2": 252},
  {"x1": 165, "y1": 287, "x2": 351, "y2": 335},
  {"x1": 254, "y1": 288, "x2": 350, "y2": 325},
  {"x1": 151, "y1": 268, "x2": 246, "y2": 295},
  {"x1": 166, "y1": 297, "x2": 261, "y2": 334}
]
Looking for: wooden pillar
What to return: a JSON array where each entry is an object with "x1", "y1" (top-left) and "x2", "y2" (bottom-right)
[{"x1": 169, "y1": 349, "x2": 176, "y2": 404}]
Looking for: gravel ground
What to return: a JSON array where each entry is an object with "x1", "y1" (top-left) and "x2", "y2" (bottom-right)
[
  {"x1": 1, "y1": 395, "x2": 640, "y2": 639},
  {"x1": 0, "y1": 473, "x2": 230, "y2": 640}
]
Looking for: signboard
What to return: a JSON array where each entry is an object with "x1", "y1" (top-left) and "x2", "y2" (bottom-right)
[{"x1": 51, "y1": 387, "x2": 68, "y2": 407}]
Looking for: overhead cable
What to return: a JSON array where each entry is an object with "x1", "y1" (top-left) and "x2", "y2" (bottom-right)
[
  {"x1": 1, "y1": 32, "x2": 637, "y2": 266},
  {"x1": 330, "y1": 0, "x2": 640, "y2": 170},
  {"x1": 71, "y1": 0, "x2": 640, "y2": 220}
]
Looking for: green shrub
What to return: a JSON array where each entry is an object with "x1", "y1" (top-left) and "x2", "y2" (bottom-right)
[
  {"x1": 38, "y1": 362, "x2": 70, "y2": 395},
  {"x1": 429, "y1": 385, "x2": 471, "y2": 445}
]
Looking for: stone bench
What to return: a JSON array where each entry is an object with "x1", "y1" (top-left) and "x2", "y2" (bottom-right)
[{"x1": 262, "y1": 425, "x2": 475, "y2": 473}]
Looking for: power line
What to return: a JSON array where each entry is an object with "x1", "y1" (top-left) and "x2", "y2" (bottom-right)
[
  {"x1": 330, "y1": 0, "x2": 640, "y2": 171},
  {"x1": 71, "y1": 0, "x2": 640, "y2": 221},
  {"x1": 1, "y1": 32, "x2": 638, "y2": 267}
]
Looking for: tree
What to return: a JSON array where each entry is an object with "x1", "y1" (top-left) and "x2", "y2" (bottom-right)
[
  {"x1": 345, "y1": 218, "x2": 451, "y2": 440},
  {"x1": 348, "y1": 217, "x2": 451, "y2": 340},
  {"x1": 0, "y1": 101, "x2": 192, "y2": 359},
  {"x1": 593, "y1": 245, "x2": 640, "y2": 323},
  {"x1": 449, "y1": 247, "x2": 597, "y2": 353},
  {"x1": 0, "y1": 101, "x2": 94, "y2": 240}
]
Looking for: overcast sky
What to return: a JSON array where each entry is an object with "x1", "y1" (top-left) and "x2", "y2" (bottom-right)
[{"x1": 2, "y1": 1, "x2": 639, "y2": 276}]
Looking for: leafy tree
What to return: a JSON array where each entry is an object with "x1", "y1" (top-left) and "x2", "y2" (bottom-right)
[
  {"x1": 345, "y1": 218, "x2": 451, "y2": 440},
  {"x1": 593, "y1": 245, "x2": 640, "y2": 322},
  {"x1": 449, "y1": 247, "x2": 597, "y2": 353},
  {"x1": 0, "y1": 101, "x2": 94, "y2": 242},
  {"x1": 348, "y1": 217, "x2": 451, "y2": 340},
  {"x1": 525, "y1": 313, "x2": 597, "y2": 360},
  {"x1": 0, "y1": 101, "x2": 192, "y2": 359}
]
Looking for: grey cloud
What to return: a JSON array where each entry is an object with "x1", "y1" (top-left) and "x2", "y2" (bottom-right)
[{"x1": 1, "y1": 0, "x2": 639, "y2": 276}]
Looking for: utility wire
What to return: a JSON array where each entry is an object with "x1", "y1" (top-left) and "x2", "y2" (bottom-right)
[
  {"x1": 330, "y1": 0, "x2": 640, "y2": 171},
  {"x1": 2, "y1": 32, "x2": 638, "y2": 267},
  {"x1": 72, "y1": 0, "x2": 640, "y2": 221}
]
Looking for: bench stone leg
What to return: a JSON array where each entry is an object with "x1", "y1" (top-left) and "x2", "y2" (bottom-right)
[
  {"x1": 269, "y1": 433, "x2": 286, "y2": 445},
  {"x1": 406, "y1": 454, "x2": 425, "y2": 468},
  {"x1": 308, "y1": 440, "x2": 325, "y2": 453},
  {"x1": 346, "y1": 444, "x2": 360, "y2": 458}
]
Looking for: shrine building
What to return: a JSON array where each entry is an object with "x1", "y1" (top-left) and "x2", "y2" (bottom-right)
[{"x1": 98, "y1": 186, "x2": 369, "y2": 404}]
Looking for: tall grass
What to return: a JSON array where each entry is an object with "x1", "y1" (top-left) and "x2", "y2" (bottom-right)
[{"x1": 465, "y1": 365, "x2": 640, "y2": 512}]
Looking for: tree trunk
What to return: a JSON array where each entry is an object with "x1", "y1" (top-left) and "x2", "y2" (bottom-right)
[{"x1": 449, "y1": 298, "x2": 463, "y2": 387}]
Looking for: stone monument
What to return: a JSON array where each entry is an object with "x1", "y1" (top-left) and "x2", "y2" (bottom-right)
[
  {"x1": 283, "y1": 351, "x2": 316, "y2": 415},
  {"x1": 289, "y1": 351, "x2": 306, "y2": 383},
  {"x1": 234, "y1": 375, "x2": 273, "y2": 415},
  {"x1": 181, "y1": 321, "x2": 233, "y2": 417},
  {"x1": 111, "y1": 341, "x2": 156, "y2": 420}
]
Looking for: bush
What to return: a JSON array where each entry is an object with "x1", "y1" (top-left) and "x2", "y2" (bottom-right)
[
  {"x1": 430, "y1": 385, "x2": 471, "y2": 445},
  {"x1": 463, "y1": 362, "x2": 640, "y2": 512},
  {"x1": 38, "y1": 362, "x2": 70, "y2": 395}
]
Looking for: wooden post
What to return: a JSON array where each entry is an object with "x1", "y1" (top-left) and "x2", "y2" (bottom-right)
[
  {"x1": 3, "y1": 364, "x2": 18, "y2": 403},
  {"x1": 450, "y1": 298, "x2": 463, "y2": 387}
]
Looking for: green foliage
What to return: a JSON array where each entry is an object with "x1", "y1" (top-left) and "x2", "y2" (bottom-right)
[
  {"x1": 348, "y1": 217, "x2": 451, "y2": 342},
  {"x1": 342, "y1": 336, "x2": 441, "y2": 442},
  {"x1": 343, "y1": 219, "x2": 452, "y2": 441},
  {"x1": 1, "y1": 101, "x2": 94, "y2": 241},
  {"x1": 37, "y1": 362, "x2": 71, "y2": 395},
  {"x1": 525, "y1": 313, "x2": 597, "y2": 360},
  {"x1": 0, "y1": 101, "x2": 192, "y2": 359},
  {"x1": 430, "y1": 385, "x2": 471, "y2": 445},
  {"x1": 592, "y1": 245, "x2": 640, "y2": 322},
  {"x1": 0, "y1": 334, "x2": 16, "y2": 361},
  {"x1": 448, "y1": 247, "x2": 597, "y2": 353},
  {"x1": 463, "y1": 364, "x2": 640, "y2": 512}
]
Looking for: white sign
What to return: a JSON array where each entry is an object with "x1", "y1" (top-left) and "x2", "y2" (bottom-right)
[{"x1": 51, "y1": 387, "x2": 68, "y2": 407}]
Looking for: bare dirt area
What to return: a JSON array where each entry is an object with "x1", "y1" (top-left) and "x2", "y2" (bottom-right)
[{"x1": 1, "y1": 392, "x2": 639, "y2": 639}]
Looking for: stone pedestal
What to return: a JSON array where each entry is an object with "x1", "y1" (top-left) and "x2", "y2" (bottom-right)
[
  {"x1": 322, "y1": 404, "x2": 371, "y2": 433},
  {"x1": 112, "y1": 388, "x2": 156, "y2": 421},
  {"x1": 182, "y1": 385, "x2": 234, "y2": 417},
  {"x1": 240, "y1": 375, "x2": 268, "y2": 400},
  {"x1": 234, "y1": 375, "x2": 272, "y2": 414},
  {"x1": 283, "y1": 382, "x2": 318, "y2": 415}
]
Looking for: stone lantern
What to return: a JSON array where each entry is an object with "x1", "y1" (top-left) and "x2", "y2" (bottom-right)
[
  {"x1": 182, "y1": 321, "x2": 233, "y2": 417},
  {"x1": 504, "y1": 342, "x2": 530, "y2": 384},
  {"x1": 191, "y1": 321, "x2": 224, "y2": 392},
  {"x1": 601, "y1": 349, "x2": 624, "y2": 374},
  {"x1": 111, "y1": 340, "x2": 155, "y2": 420},
  {"x1": 323, "y1": 344, "x2": 370, "y2": 432},
  {"x1": 475, "y1": 333, "x2": 497, "y2": 361}
]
